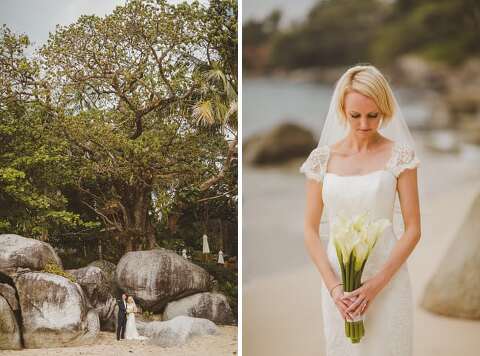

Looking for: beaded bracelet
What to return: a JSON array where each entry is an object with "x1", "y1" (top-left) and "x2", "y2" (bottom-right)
[{"x1": 329, "y1": 282, "x2": 343, "y2": 297}]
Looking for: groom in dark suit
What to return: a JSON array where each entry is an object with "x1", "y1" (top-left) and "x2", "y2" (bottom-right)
[{"x1": 116, "y1": 293, "x2": 127, "y2": 340}]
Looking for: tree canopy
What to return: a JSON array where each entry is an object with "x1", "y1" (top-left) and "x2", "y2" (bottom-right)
[{"x1": 0, "y1": 0, "x2": 238, "y2": 258}]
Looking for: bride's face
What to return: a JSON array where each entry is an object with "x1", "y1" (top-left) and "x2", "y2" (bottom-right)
[{"x1": 343, "y1": 91, "x2": 382, "y2": 136}]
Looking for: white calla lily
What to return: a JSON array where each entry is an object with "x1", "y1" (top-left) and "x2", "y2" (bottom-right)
[{"x1": 330, "y1": 210, "x2": 392, "y2": 343}]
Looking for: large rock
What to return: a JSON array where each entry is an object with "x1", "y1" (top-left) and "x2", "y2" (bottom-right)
[
  {"x1": 164, "y1": 292, "x2": 234, "y2": 325},
  {"x1": 0, "y1": 294, "x2": 21, "y2": 350},
  {"x1": 88, "y1": 260, "x2": 117, "y2": 289},
  {"x1": 15, "y1": 271, "x2": 99, "y2": 348},
  {"x1": 138, "y1": 315, "x2": 218, "y2": 347},
  {"x1": 0, "y1": 283, "x2": 18, "y2": 311},
  {"x1": 243, "y1": 123, "x2": 317, "y2": 165},
  {"x1": 394, "y1": 55, "x2": 449, "y2": 91},
  {"x1": 421, "y1": 191, "x2": 480, "y2": 319},
  {"x1": 66, "y1": 266, "x2": 116, "y2": 331},
  {"x1": 0, "y1": 234, "x2": 62, "y2": 277},
  {"x1": 116, "y1": 249, "x2": 212, "y2": 312}
]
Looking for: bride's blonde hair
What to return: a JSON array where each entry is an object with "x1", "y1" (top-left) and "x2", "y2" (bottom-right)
[{"x1": 336, "y1": 64, "x2": 396, "y2": 128}]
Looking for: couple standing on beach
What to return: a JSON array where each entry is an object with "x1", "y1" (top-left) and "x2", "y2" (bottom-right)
[{"x1": 116, "y1": 293, "x2": 148, "y2": 341}]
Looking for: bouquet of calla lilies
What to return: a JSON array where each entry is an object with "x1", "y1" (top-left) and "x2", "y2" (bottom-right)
[{"x1": 331, "y1": 210, "x2": 391, "y2": 343}]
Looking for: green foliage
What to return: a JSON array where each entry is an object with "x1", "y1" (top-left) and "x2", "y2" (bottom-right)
[
  {"x1": 142, "y1": 310, "x2": 154, "y2": 320},
  {"x1": 372, "y1": 0, "x2": 480, "y2": 66},
  {"x1": 37, "y1": 0, "x2": 237, "y2": 253},
  {"x1": 243, "y1": 9, "x2": 281, "y2": 47},
  {"x1": 0, "y1": 26, "x2": 102, "y2": 241},
  {"x1": 158, "y1": 238, "x2": 187, "y2": 251},
  {"x1": 244, "y1": 0, "x2": 480, "y2": 71},
  {"x1": 42, "y1": 259, "x2": 76, "y2": 283},
  {"x1": 269, "y1": 0, "x2": 386, "y2": 69}
]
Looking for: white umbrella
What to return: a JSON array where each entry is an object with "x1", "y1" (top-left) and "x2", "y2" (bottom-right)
[
  {"x1": 217, "y1": 250, "x2": 224, "y2": 264},
  {"x1": 202, "y1": 234, "x2": 210, "y2": 254}
]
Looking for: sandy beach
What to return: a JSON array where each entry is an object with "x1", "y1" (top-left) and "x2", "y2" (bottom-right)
[
  {"x1": 0, "y1": 327, "x2": 238, "y2": 356},
  {"x1": 243, "y1": 131, "x2": 480, "y2": 355}
]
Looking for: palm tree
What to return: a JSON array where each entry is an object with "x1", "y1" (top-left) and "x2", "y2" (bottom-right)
[{"x1": 193, "y1": 61, "x2": 237, "y2": 192}]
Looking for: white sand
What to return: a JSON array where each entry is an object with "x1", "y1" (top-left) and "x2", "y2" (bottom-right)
[
  {"x1": 243, "y1": 132, "x2": 480, "y2": 355},
  {"x1": 1, "y1": 327, "x2": 237, "y2": 356}
]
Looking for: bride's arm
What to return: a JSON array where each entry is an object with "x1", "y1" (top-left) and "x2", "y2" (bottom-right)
[
  {"x1": 379, "y1": 168, "x2": 421, "y2": 284},
  {"x1": 303, "y1": 179, "x2": 342, "y2": 295}
]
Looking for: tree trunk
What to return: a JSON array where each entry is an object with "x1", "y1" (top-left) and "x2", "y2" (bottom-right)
[
  {"x1": 111, "y1": 184, "x2": 155, "y2": 253},
  {"x1": 146, "y1": 219, "x2": 157, "y2": 249},
  {"x1": 98, "y1": 239, "x2": 103, "y2": 260}
]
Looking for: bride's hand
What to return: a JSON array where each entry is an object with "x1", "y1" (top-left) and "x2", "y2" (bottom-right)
[
  {"x1": 341, "y1": 274, "x2": 387, "y2": 317},
  {"x1": 331, "y1": 285, "x2": 354, "y2": 320}
]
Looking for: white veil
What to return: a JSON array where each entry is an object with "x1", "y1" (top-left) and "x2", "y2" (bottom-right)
[{"x1": 317, "y1": 65, "x2": 417, "y2": 150}]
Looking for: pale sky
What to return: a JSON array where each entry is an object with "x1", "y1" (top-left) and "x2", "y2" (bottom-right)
[
  {"x1": 0, "y1": 0, "x2": 126, "y2": 48},
  {"x1": 243, "y1": 0, "x2": 317, "y2": 26},
  {"x1": 0, "y1": 0, "x2": 209, "y2": 50}
]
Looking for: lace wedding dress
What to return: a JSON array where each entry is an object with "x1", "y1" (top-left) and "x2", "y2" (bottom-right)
[
  {"x1": 125, "y1": 302, "x2": 148, "y2": 340},
  {"x1": 300, "y1": 141, "x2": 420, "y2": 356}
]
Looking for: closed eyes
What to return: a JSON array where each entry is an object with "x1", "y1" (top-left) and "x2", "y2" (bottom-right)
[{"x1": 350, "y1": 112, "x2": 379, "y2": 119}]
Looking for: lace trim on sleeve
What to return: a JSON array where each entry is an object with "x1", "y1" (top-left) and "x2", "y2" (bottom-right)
[
  {"x1": 299, "y1": 145, "x2": 330, "y2": 183},
  {"x1": 387, "y1": 143, "x2": 420, "y2": 178}
]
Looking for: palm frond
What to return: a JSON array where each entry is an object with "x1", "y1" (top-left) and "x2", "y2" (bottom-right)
[{"x1": 192, "y1": 100, "x2": 215, "y2": 126}]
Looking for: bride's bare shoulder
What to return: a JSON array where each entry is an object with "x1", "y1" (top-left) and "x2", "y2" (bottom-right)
[
  {"x1": 381, "y1": 137, "x2": 395, "y2": 152},
  {"x1": 328, "y1": 140, "x2": 346, "y2": 154}
]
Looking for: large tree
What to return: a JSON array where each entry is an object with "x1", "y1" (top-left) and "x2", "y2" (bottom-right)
[{"x1": 0, "y1": 0, "x2": 238, "y2": 254}]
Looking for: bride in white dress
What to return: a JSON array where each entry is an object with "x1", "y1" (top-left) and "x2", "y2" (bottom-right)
[
  {"x1": 300, "y1": 64, "x2": 421, "y2": 355},
  {"x1": 125, "y1": 296, "x2": 148, "y2": 340}
]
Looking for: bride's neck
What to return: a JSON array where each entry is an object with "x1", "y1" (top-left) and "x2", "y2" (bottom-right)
[{"x1": 344, "y1": 132, "x2": 382, "y2": 152}]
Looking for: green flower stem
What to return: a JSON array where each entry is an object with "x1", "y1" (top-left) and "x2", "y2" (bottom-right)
[
  {"x1": 343, "y1": 259, "x2": 349, "y2": 339},
  {"x1": 355, "y1": 270, "x2": 362, "y2": 289},
  {"x1": 336, "y1": 247, "x2": 346, "y2": 287},
  {"x1": 352, "y1": 272, "x2": 360, "y2": 339},
  {"x1": 342, "y1": 259, "x2": 349, "y2": 338},
  {"x1": 350, "y1": 256, "x2": 355, "y2": 340},
  {"x1": 353, "y1": 267, "x2": 362, "y2": 342},
  {"x1": 345, "y1": 259, "x2": 351, "y2": 338},
  {"x1": 349, "y1": 255, "x2": 355, "y2": 293},
  {"x1": 345, "y1": 261, "x2": 350, "y2": 292},
  {"x1": 358, "y1": 263, "x2": 367, "y2": 342},
  {"x1": 340, "y1": 262, "x2": 346, "y2": 290},
  {"x1": 350, "y1": 257, "x2": 358, "y2": 341},
  {"x1": 360, "y1": 258, "x2": 367, "y2": 274}
]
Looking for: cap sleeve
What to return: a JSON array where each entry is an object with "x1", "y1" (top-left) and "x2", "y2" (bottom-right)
[
  {"x1": 388, "y1": 143, "x2": 420, "y2": 178},
  {"x1": 299, "y1": 145, "x2": 330, "y2": 183}
]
